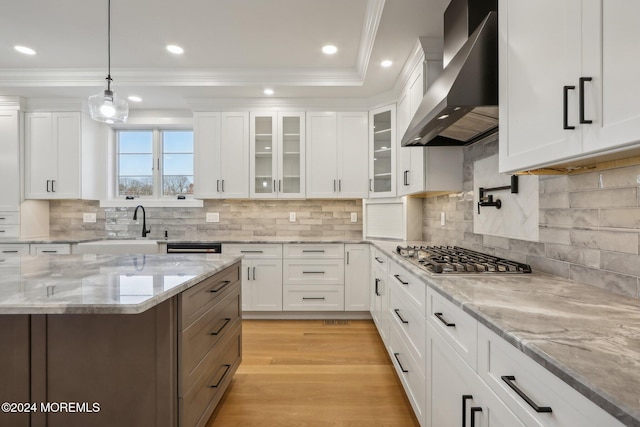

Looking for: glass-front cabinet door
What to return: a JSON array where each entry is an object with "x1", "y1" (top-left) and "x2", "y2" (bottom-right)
[
  {"x1": 369, "y1": 105, "x2": 396, "y2": 198},
  {"x1": 250, "y1": 112, "x2": 305, "y2": 199}
]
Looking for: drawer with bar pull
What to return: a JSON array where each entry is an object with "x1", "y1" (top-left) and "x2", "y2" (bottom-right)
[
  {"x1": 283, "y1": 243, "x2": 344, "y2": 259},
  {"x1": 283, "y1": 285, "x2": 344, "y2": 311},
  {"x1": 283, "y1": 259, "x2": 344, "y2": 285}
]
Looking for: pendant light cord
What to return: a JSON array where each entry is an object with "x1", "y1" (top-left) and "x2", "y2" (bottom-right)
[{"x1": 106, "y1": 0, "x2": 112, "y2": 91}]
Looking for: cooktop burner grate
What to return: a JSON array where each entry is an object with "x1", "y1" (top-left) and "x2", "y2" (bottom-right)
[{"x1": 396, "y1": 245, "x2": 532, "y2": 274}]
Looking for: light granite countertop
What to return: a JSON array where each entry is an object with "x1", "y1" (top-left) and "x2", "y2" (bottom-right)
[
  {"x1": 0, "y1": 253, "x2": 241, "y2": 315},
  {"x1": 370, "y1": 240, "x2": 640, "y2": 427}
]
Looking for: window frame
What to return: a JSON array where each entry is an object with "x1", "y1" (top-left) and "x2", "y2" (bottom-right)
[{"x1": 115, "y1": 127, "x2": 195, "y2": 200}]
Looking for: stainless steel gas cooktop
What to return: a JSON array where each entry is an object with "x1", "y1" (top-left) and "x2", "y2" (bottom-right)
[{"x1": 396, "y1": 245, "x2": 532, "y2": 274}]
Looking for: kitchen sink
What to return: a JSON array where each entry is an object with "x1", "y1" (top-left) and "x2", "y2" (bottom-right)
[{"x1": 75, "y1": 239, "x2": 160, "y2": 254}]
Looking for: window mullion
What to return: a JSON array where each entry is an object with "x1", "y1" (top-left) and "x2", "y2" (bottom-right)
[{"x1": 154, "y1": 129, "x2": 162, "y2": 198}]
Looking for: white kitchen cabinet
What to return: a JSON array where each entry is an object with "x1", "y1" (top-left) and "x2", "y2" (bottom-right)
[
  {"x1": 193, "y1": 112, "x2": 249, "y2": 199},
  {"x1": 427, "y1": 322, "x2": 525, "y2": 427},
  {"x1": 0, "y1": 244, "x2": 30, "y2": 256},
  {"x1": 306, "y1": 112, "x2": 369, "y2": 199},
  {"x1": 344, "y1": 244, "x2": 370, "y2": 311},
  {"x1": 282, "y1": 285, "x2": 344, "y2": 311},
  {"x1": 223, "y1": 244, "x2": 283, "y2": 312},
  {"x1": 499, "y1": 0, "x2": 640, "y2": 173},
  {"x1": 30, "y1": 244, "x2": 71, "y2": 255},
  {"x1": 477, "y1": 324, "x2": 624, "y2": 427},
  {"x1": 250, "y1": 112, "x2": 305, "y2": 199},
  {"x1": 369, "y1": 105, "x2": 396, "y2": 198},
  {"x1": 25, "y1": 112, "x2": 102, "y2": 200},
  {"x1": 0, "y1": 110, "x2": 20, "y2": 211},
  {"x1": 370, "y1": 248, "x2": 390, "y2": 343}
]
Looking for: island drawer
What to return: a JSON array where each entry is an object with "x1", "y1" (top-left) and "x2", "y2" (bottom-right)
[
  {"x1": 283, "y1": 285, "x2": 344, "y2": 311},
  {"x1": 180, "y1": 263, "x2": 240, "y2": 327},
  {"x1": 180, "y1": 283, "x2": 241, "y2": 392},
  {"x1": 180, "y1": 321, "x2": 242, "y2": 427}
]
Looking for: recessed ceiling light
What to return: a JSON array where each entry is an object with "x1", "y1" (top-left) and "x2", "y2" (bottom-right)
[
  {"x1": 264, "y1": 88, "x2": 274, "y2": 95},
  {"x1": 166, "y1": 45, "x2": 184, "y2": 55},
  {"x1": 14, "y1": 45, "x2": 36, "y2": 55},
  {"x1": 128, "y1": 95, "x2": 142, "y2": 102},
  {"x1": 322, "y1": 45, "x2": 338, "y2": 55},
  {"x1": 381, "y1": 60, "x2": 393, "y2": 67}
]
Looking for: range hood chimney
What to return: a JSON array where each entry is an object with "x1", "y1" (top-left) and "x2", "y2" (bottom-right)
[{"x1": 401, "y1": 0, "x2": 498, "y2": 147}]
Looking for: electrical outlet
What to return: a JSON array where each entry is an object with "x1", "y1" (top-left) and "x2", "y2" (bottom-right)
[
  {"x1": 289, "y1": 212, "x2": 296, "y2": 222},
  {"x1": 83, "y1": 213, "x2": 97, "y2": 223},
  {"x1": 440, "y1": 212, "x2": 446, "y2": 226},
  {"x1": 206, "y1": 212, "x2": 220, "y2": 223},
  {"x1": 350, "y1": 212, "x2": 358, "y2": 223}
]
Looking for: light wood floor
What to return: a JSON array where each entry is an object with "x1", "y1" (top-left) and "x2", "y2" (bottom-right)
[{"x1": 206, "y1": 319, "x2": 420, "y2": 427}]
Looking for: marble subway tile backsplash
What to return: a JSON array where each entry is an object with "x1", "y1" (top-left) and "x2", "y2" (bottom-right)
[
  {"x1": 50, "y1": 199, "x2": 363, "y2": 241},
  {"x1": 423, "y1": 136, "x2": 640, "y2": 299}
]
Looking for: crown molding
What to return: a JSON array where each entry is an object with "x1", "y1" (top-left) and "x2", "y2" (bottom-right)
[
  {"x1": 186, "y1": 97, "x2": 371, "y2": 112},
  {"x1": 0, "y1": 96, "x2": 25, "y2": 110},
  {"x1": 24, "y1": 98, "x2": 87, "y2": 112},
  {"x1": 355, "y1": 0, "x2": 386, "y2": 80}
]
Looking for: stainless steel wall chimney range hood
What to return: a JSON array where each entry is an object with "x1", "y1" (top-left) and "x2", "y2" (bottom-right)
[{"x1": 401, "y1": 0, "x2": 498, "y2": 147}]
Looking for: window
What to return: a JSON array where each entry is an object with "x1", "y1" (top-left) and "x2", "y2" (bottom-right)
[{"x1": 117, "y1": 129, "x2": 194, "y2": 198}]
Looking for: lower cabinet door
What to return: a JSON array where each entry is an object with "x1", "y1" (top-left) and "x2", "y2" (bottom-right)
[
  {"x1": 282, "y1": 285, "x2": 344, "y2": 311},
  {"x1": 427, "y1": 322, "x2": 524, "y2": 427},
  {"x1": 249, "y1": 259, "x2": 283, "y2": 311}
]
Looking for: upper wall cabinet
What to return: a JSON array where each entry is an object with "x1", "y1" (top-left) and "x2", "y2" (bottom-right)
[
  {"x1": 25, "y1": 112, "x2": 103, "y2": 200},
  {"x1": 193, "y1": 112, "x2": 249, "y2": 199},
  {"x1": 499, "y1": 0, "x2": 640, "y2": 173},
  {"x1": 306, "y1": 112, "x2": 369, "y2": 199},
  {"x1": 0, "y1": 110, "x2": 20, "y2": 210},
  {"x1": 250, "y1": 112, "x2": 305, "y2": 199},
  {"x1": 369, "y1": 105, "x2": 396, "y2": 198}
]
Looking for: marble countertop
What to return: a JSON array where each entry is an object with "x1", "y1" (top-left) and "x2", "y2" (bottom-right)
[
  {"x1": 0, "y1": 253, "x2": 241, "y2": 315},
  {"x1": 370, "y1": 240, "x2": 640, "y2": 427}
]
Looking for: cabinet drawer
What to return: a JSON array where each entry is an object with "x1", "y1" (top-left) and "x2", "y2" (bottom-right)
[
  {"x1": 283, "y1": 243, "x2": 344, "y2": 258},
  {"x1": 30, "y1": 244, "x2": 71, "y2": 255},
  {"x1": 478, "y1": 324, "x2": 623, "y2": 427},
  {"x1": 180, "y1": 284, "x2": 241, "y2": 394},
  {"x1": 427, "y1": 288, "x2": 477, "y2": 371},
  {"x1": 371, "y1": 247, "x2": 389, "y2": 274},
  {"x1": 0, "y1": 244, "x2": 29, "y2": 256},
  {"x1": 0, "y1": 225, "x2": 19, "y2": 238},
  {"x1": 389, "y1": 261, "x2": 425, "y2": 315},
  {"x1": 223, "y1": 243, "x2": 282, "y2": 258},
  {"x1": 389, "y1": 284, "x2": 425, "y2": 375},
  {"x1": 283, "y1": 259, "x2": 344, "y2": 285},
  {"x1": 388, "y1": 320, "x2": 426, "y2": 425},
  {"x1": 0, "y1": 212, "x2": 20, "y2": 225},
  {"x1": 283, "y1": 285, "x2": 344, "y2": 311},
  {"x1": 180, "y1": 263, "x2": 240, "y2": 328},
  {"x1": 180, "y1": 322, "x2": 241, "y2": 427}
]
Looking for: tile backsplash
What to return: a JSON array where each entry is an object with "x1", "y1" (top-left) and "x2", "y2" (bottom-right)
[
  {"x1": 423, "y1": 136, "x2": 640, "y2": 299},
  {"x1": 50, "y1": 199, "x2": 363, "y2": 241}
]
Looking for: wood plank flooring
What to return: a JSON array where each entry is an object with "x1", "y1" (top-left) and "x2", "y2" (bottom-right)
[{"x1": 206, "y1": 319, "x2": 420, "y2": 427}]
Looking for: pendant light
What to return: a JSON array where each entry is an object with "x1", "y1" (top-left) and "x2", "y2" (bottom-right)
[{"x1": 88, "y1": 0, "x2": 128, "y2": 124}]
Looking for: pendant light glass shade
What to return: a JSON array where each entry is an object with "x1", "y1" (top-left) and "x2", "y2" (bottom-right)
[
  {"x1": 89, "y1": 0, "x2": 128, "y2": 124},
  {"x1": 88, "y1": 87, "x2": 128, "y2": 124}
]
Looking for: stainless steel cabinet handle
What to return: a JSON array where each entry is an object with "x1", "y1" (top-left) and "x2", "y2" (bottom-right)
[
  {"x1": 253, "y1": 266, "x2": 256, "y2": 280},
  {"x1": 273, "y1": 179, "x2": 276, "y2": 192},
  {"x1": 217, "y1": 180, "x2": 220, "y2": 192},
  {"x1": 333, "y1": 179, "x2": 337, "y2": 192},
  {"x1": 346, "y1": 251, "x2": 350, "y2": 265},
  {"x1": 302, "y1": 271, "x2": 325, "y2": 274},
  {"x1": 221, "y1": 180, "x2": 225, "y2": 192},
  {"x1": 278, "y1": 179, "x2": 282, "y2": 192},
  {"x1": 46, "y1": 180, "x2": 51, "y2": 192},
  {"x1": 302, "y1": 249, "x2": 325, "y2": 253},
  {"x1": 302, "y1": 297, "x2": 325, "y2": 300},
  {"x1": 247, "y1": 267, "x2": 251, "y2": 280},
  {"x1": 2, "y1": 250, "x2": 18, "y2": 253},
  {"x1": 241, "y1": 250, "x2": 264, "y2": 254},
  {"x1": 338, "y1": 179, "x2": 342, "y2": 192},
  {"x1": 51, "y1": 180, "x2": 56, "y2": 192},
  {"x1": 41, "y1": 250, "x2": 58, "y2": 253}
]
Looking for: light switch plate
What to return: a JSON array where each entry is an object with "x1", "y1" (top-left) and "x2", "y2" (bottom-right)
[
  {"x1": 83, "y1": 213, "x2": 97, "y2": 223},
  {"x1": 289, "y1": 212, "x2": 296, "y2": 222},
  {"x1": 440, "y1": 212, "x2": 446, "y2": 226},
  {"x1": 206, "y1": 212, "x2": 220, "y2": 223},
  {"x1": 350, "y1": 213, "x2": 357, "y2": 223}
]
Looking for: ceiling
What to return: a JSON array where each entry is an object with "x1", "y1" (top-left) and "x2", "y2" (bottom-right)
[{"x1": 0, "y1": 0, "x2": 449, "y2": 110}]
